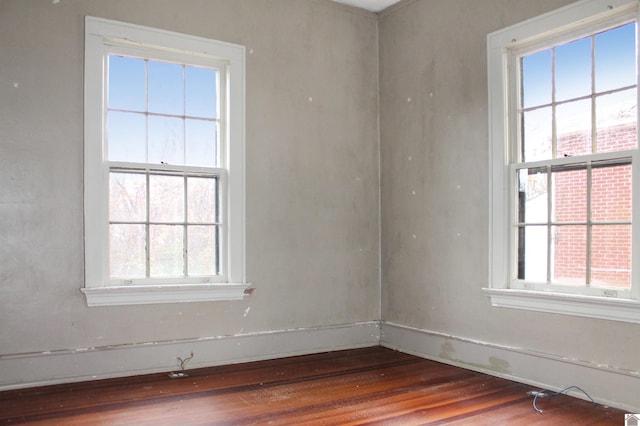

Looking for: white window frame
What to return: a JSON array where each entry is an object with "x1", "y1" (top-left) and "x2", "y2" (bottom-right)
[
  {"x1": 485, "y1": 0, "x2": 640, "y2": 323},
  {"x1": 83, "y1": 16, "x2": 248, "y2": 306}
]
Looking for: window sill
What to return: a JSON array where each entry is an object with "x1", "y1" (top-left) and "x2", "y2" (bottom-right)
[
  {"x1": 81, "y1": 283, "x2": 251, "y2": 307},
  {"x1": 482, "y1": 288, "x2": 640, "y2": 324}
]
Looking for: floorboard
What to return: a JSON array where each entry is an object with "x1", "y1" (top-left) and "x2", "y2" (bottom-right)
[{"x1": 0, "y1": 346, "x2": 625, "y2": 425}]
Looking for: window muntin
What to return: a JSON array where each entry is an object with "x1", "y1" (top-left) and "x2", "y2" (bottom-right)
[{"x1": 512, "y1": 20, "x2": 637, "y2": 295}]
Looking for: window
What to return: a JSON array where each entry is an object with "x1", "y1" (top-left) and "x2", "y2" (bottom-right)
[
  {"x1": 486, "y1": 0, "x2": 640, "y2": 323},
  {"x1": 83, "y1": 17, "x2": 248, "y2": 306}
]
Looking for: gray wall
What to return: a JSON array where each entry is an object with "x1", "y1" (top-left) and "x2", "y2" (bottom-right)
[
  {"x1": 1, "y1": 0, "x2": 638, "y2": 402},
  {"x1": 379, "y1": 0, "x2": 639, "y2": 378},
  {"x1": 0, "y1": 0, "x2": 380, "y2": 357}
]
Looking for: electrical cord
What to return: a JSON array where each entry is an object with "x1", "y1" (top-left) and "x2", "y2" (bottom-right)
[{"x1": 531, "y1": 386, "x2": 595, "y2": 414}]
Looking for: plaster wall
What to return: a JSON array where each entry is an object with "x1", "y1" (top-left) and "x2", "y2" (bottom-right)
[
  {"x1": 2, "y1": 0, "x2": 639, "y2": 409},
  {"x1": 379, "y1": 0, "x2": 639, "y2": 386},
  {"x1": 0, "y1": 0, "x2": 380, "y2": 381}
]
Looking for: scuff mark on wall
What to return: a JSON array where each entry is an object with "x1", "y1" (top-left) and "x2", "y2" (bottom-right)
[
  {"x1": 438, "y1": 339, "x2": 512, "y2": 375},
  {"x1": 439, "y1": 340, "x2": 455, "y2": 360},
  {"x1": 488, "y1": 356, "x2": 511, "y2": 374}
]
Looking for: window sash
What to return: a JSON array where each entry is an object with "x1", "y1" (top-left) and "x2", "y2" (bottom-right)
[
  {"x1": 511, "y1": 161, "x2": 634, "y2": 295},
  {"x1": 104, "y1": 47, "x2": 227, "y2": 169},
  {"x1": 107, "y1": 165, "x2": 225, "y2": 285}
]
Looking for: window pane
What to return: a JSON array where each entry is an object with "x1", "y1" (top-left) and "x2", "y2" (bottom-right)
[
  {"x1": 148, "y1": 61, "x2": 184, "y2": 115},
  {"x1": 186, "y1": 66, "x2": 217, "y2": 118},
  {"x1": 149, "y1": 175, "x2": 184, "y2": 222},
  {"x1": 108, "y1": 111, "x2": 146, "y2": 162},
  {"x1": 188, "y1": 225, "x2": 218, "y2": 276},
  {"x1": 595, "y1": 22, "x2": 636, "y2": 93},
  {"x1": 552, "y1": 225, "x2": 586, "y2": 285},
  {"x1": 186, "y1": 119, "x2": 217, "y2": 167},
  {"x1": 518, "y1": 168, "x2": 548, "y2": 223},
  {"x1": 517, "y1": 225, "x2": 548, "y2": 281},
  {"x1": 596, "y1": 89, "x2": 637, "y2": 153},
  {"x1": 148, "y1": 116, "x2": 185, "y2": 165},
  {"x1": 552, "y1": 166, "x2": 587, "y2": 223},
  {"x1": 522, "y1": 107, "x2": 552, "y2": 161},
  {"x1": 110, "y1": 172, "x2": 147, "y2": 222},
  {"x1": 522, "y1": 49, "x2": 552, "y2": 108},
  {"x1": 591, "y1": 225, "x2": 631, "y2": 288},
  {"x1": 110, "y1": 224, "x2": 146, "y2": 279},
  {"x1": 592, "y1": 162, "x2": 632, "y2": 222},
  {"x1": 149, "y1": 225, "x2": 184, "y2": 277},
  {"x1": 187, "y1": 177, "x2": 217, "y2": 223},
  {"x1": 555, "y1": 37, "x2": 592, "y2": 101},
  {"x1": 108, "y1": 55, "x2": 146, "y2": 112},
  {"x1": 556, "y1": 99, "x2": 592, "y2": 157}
]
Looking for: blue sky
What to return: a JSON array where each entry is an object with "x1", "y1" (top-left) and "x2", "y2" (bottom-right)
[
  {"x1": 522, "y1": 22, "x2": 636, "y2": 109},
  {"x1": 107, "y1": 55, "x2": 219, "y2": 167}
]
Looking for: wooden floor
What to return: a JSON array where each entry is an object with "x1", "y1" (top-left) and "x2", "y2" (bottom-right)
[{"x1": 0, "y1": 346, "x2": 625, "y2": 425}]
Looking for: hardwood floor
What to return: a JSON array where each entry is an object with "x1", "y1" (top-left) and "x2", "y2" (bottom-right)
[{"x1": 0, "y1": 346, "x2": 625, "y2": 425}]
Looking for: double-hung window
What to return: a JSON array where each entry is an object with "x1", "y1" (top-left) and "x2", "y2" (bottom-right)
[
  {"x1": 83, "y1": 17, "x2": 247, "y2": 306},
  {"x1": 486, "y1": 0, "x2": 640, "y2": 323}
]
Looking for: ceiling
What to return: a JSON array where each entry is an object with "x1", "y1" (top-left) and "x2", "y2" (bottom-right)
[{"x1": 331, "y1": 0, "x2": 403, "y2": 12}]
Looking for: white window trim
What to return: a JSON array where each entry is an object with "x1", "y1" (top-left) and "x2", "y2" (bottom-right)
[
  {"x1": 83, "y1": 16, "x2": 249, "y2": 306},
  {"x1": 484, "y1": 0, "x2": 640, "y2": 323}
]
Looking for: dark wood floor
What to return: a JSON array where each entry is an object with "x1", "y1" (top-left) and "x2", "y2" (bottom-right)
[{"x1": 0, "y1": 346, "x2": 625, "y2": 425}]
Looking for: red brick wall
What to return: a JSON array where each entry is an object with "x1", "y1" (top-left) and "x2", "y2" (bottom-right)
[{"x1": 553, "y1": 123, "x2": 634, "y2": 288}]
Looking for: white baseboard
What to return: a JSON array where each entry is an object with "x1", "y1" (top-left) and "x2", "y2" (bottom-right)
[
  {"x1": 0, "y1": 321, "x2": 380, "y2": 391},
  {"x1": 380, "y1": 321, "x2": 640, "y2": 413},
  {"x1": 4, "y1": 320, "x2": 638, "y2": 414}
]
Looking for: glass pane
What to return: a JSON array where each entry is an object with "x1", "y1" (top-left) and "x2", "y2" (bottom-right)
[
  {"x1": 517, "y1": 225, "x2": 548, "y2": 282},
  {"x1": 522, "y1": 49, "x2": 552, "y2": 108},
  {"x1": 107, "y1": 111, "x2": 146, "y2": 162},
  {"x1": 186, "y1": 119, "x2": 217, "y2": 167},
  {"x1": 108, "y1": 55, "x2": 146, "y2": 112},
  {"x1": 522, "y1": 107, "x2": 552, "y2": 161},
  {"x1": 591, "y1": 225, "x2": 631, "y2": 288},
  {"x1": 110, "y1": 172, "x2": 147, "y2": 222},
  {"x1": 555, "y1": 37, "x2": 592, "y2": 101},
  {"x1": 148, "y1": 116, "x2": 185, "y2": 165},
  {"x1": 187, "y1": 177, "x2": 217, "y2": 223},
  {"x1": 149, "y1": 225, "x2": 184, "y2": 277},
  {"x1": 551, "y1": 225, "x2": 586, "y2": 285},
  {"x1": 110, "y1": 224, "x2": 146, "y2": 279},
  {"x1": 552, "y1": 166, "x2": 587, "y2": 223},
  {"x1": 592, "y1": 162, "x2": 632, "y2": 222},
  {"x1": 188, "y1": 225, "x2": 218, "y2": 276},
  {"x1": 556, "y1": 99, "x2": 592, "y2": 157},
  {"x1": 595, "y1": 22, "x2": 636, "y2": 93},
  {"x1": 186, "y1": 66, "x2": 217, "y2": 118},
  {"x1": 148, "y1": 61, "x2": 184, "y2": 115},
  {"x1": 149, "y1": 175, "x2": 184, "y2": 222},
  {"x1": 596, "y1": 89, "x2": 637, "y2": 153},
  {"x1": 518, "y1": 168, "x2": 548, "y2": 223}
]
